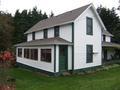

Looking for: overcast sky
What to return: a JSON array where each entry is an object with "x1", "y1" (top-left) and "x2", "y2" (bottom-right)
[{"x1": 0, "y1": 0, "x2": 119, "y2": 15}]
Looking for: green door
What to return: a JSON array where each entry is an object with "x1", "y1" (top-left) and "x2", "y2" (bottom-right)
[{"x1": 59, "y1": 45, "x2": 68, "y2": 72}]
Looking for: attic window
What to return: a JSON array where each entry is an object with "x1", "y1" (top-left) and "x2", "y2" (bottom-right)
[{"x1": 54, "y1": 26, "x2": 59, "y2": 37}]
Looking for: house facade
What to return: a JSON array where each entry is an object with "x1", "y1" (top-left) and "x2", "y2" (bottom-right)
[{"x1": 15, "y1": 3, "x2": 120, "y2": 75}]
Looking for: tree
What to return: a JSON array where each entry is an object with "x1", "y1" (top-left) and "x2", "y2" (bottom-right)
[
  {"x1": 13, "y1": 7, "x2": 48, "y2": 44},
  {"x1": 49, "y1": 11, "x2": 54, "y2": 17},
  {"x1": 97, "y1": 6, "x2": 120, "y2": 43},
  {"x1": 0, "y1": 12, "x2": 14, "y2": 51}
]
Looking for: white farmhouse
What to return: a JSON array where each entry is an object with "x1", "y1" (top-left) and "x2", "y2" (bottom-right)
[{"x1": 15, "y1": 3, "x2": 120, "y2": 75}]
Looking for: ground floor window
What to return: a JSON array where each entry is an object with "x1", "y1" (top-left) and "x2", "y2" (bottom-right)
[
  {"x1": 41, "y1": 49, "x2": 51, "y2": 62},
  {"x1": 18, "y1": 48, "x2": 22, "y2": 57},
  {"x1": 86, "y1": 45, "x2": 93, "y2": 63},
  {"x1": 24, "y1": 48, "x2": 38, "y2": 60}
]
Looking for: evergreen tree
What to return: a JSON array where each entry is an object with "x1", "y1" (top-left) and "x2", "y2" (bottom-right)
[
  {"x1": 13, "y1": 7, "x2": 48, "y2": 44},
  {"x1": 0, "y1": 12, "x2": 14, "y2": 51}
]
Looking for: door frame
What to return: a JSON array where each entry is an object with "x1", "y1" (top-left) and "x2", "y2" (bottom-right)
[{"x1": 59, "y1": 45, "x2": 68, "y2": 72}]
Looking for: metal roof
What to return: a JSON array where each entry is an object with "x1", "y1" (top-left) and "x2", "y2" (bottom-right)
[
  {"x1": 15, "y1": 37, "x2": 73, "y2": 47},
  {"x1": 102, "y1": 42, "x2": 120, "y2": 48},
  {"x1": 25, "y1": 4, "x2": 91, "y2": 34}
]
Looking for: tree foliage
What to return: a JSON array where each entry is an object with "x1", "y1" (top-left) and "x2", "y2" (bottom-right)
[
  {"x1": 13, "y1": 7, "x2": 48, "y2": 44},
  {"x1": 97, "y1": 6, "x2": 120, "y2": 43},
  {"x1": 0, "y1": 12, "x2": 14, "y2": 51}
]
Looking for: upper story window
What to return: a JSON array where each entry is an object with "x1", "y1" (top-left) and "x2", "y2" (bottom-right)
[
  {"x1": 103, "y1": 35, "x2": 106, "y2": 42},
  {"x1": 86, "y1": 17, "x2": 93, "y2": 35},
  {"x1": 54, "y1": 26, "x2": 59, "y2": 37},
  {"x1": 32, "y1": 32, "x2": 35, "y2": 40},
  {"x1": 44, "y1": 29, "x2": 48, "y2": 39}
]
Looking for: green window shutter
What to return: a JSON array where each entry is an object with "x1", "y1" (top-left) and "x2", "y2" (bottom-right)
[
  {"x1": 86, "y1": 17, "x2": 93, "y2": 35},
  {"x1": 86, "y1": 45, "x2": 93, "y2": 63}
]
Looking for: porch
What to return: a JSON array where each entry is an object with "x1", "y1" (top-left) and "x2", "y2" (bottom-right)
[
  {"x1": 102, "y1": 42, "x2": 120, "y2": 64},
  {"x1": 15, "y1": 37, "x2": 73, "y2": 74}
]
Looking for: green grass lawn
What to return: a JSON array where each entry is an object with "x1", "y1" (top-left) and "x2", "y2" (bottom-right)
[{"x1": 10, "y1": 66, "x2": 120, "y2": 90}]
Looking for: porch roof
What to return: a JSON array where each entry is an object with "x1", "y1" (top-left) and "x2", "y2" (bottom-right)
[
  {"x1": 14, "y1": 37, "x2": 73, "y2": 47},
  {"x1": 102, "y1": 42, "x2": 120, "y2": 48}
]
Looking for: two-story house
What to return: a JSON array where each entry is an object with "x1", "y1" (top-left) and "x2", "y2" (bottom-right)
[{"x1": 15, "y1": 3, "x2": 120, "y2": 75}]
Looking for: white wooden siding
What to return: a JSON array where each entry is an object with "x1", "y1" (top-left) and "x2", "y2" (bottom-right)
[
  {"x1": 27, "y1": 33, "x2": 32, "y2": 41},
  {"x1": 48, "y1": 28, "x2": 54, "y2": 38},
  {"x1": 35, "y1": 31, "x2": 43, "y2": 40},
  {"x1": 74, "y1": 7, "x2": 102, "y2": 69},
  {"x1": 60, "y1": 24, "x2": 72, "y2": 42}
]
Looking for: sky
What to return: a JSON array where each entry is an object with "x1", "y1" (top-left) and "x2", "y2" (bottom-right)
[{"x1": 0, "y1": 0, "x2": 119, "y2": 16}]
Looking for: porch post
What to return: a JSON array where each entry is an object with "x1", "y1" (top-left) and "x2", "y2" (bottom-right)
[{"x1": 54, "y1": 45, "x2": 56, "y2": 73}]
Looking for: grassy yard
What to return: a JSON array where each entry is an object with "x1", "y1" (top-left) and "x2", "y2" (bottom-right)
[{"x1": 10, "y1": 66, "x2": 120, "y2": 90}]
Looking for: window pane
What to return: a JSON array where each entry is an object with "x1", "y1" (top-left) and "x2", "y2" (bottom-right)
[
  {"x1": 87, "y1": 17, "x2": 93, "y2": 35},
  {"x1": 32, "y1": 32, "x2": 35, "y2": 40},
  {"x1": 24, "y1": 48, "x2": 38, "y2": 60},
  {"x1": 18, "y1": 48, "x2": 22, "y2": 57},
  {"x1": 54, "y1": 26, "x2": 59, "y2": 37},
  {"x1": 86, "y1": 45, "x2": 93, "y2": 63},
  {"x1": 44, "y1": 29, "x2": 48, "y2": 38},
  {"x1": 41, "y1": 49, "x2": 51, "y2": 62}
]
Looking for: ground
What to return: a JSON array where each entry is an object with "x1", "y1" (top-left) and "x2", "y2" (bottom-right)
[{"x1": 10, "y1": 66, "x2": 120, "y2": 90}]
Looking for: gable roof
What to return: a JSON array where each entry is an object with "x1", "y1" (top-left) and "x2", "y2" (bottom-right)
[
  {"x1": 25, "y1": 4, "x2": 91, "y2": 34},
  {"x1": 15, "y1": 37, "x2": 73, "y2": 47}
]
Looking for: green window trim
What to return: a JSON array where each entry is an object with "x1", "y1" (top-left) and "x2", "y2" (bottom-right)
[
  {"x1": 86, "y1": 17, "x2": 93, "y2": 35},
  {"x1": 86, "y1": 45, "x2": 93, "y2": 63}
]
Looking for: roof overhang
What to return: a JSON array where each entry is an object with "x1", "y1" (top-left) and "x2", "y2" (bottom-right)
[
  {"x1": 102, "y1": 42, "x2": 120, "y2": 49},
  {"x1": 14, "y1": 37, "x2": 73, "y2": 47}
]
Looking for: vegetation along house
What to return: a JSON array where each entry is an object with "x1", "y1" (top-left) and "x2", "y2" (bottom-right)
[{"x1": 15, "y1": 3, "x2": 120, "y2": 75}]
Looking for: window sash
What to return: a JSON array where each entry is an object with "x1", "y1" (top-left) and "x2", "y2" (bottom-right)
[
  {"x1": 32, "y1": 32, "x2": 35, "y2": 40},
  {"x1": 86, "y1": 17, "x2": 93, "y2": 35},
  {"x1": 86, "y1": 45, "x2": 93, "y2": 63},
  {"x1": 44, "y1": 29, "x2": 48, "y2": 38},
  {"x1": 18, "y1": 48, "x2": 22, "y2": 57},
  {"x1": 41, "y1": 49, "x2": 51, "y2": 62},
  {"x1": 54, "y1": 26, "x2": 59, "y2": 37},
  {"x1": 24, "y1": 48, "x2": 38, "y2": 60}
]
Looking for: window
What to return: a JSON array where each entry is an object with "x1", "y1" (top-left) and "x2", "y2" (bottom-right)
[
  {"x1": 86, "y1": 45, "x2": 93, "y2": 63},
  {"x1": 86, "y1": 17, "x2": 93, "y2": 35},
  {"x1": 32, "y1": 32, "x2": 35, "y2": 40},
  {"x1": 24, "y1": 48, "x2": 38, "y2": 60},
  {"x1": 44, "y1": 29, "x2": 48, "y2": 38},
  {"x1": 41, "y1": 49, "x2": 51, "y2": 62},
  {"x1": 24, "y1": 49, "x2": 29, "y2": 59},
  {"x1": 54, "y1": 26, "x2": 59, "y2": 37},
  {"x1": 103, "y1": 35, "x2": 106, "y2": 41},
  {"x1": 30, "y1": 49, "x2": 38, "y2": 60},
  {"x1": 18, "y1": 48, "x2": 22, "y2": 57}
]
